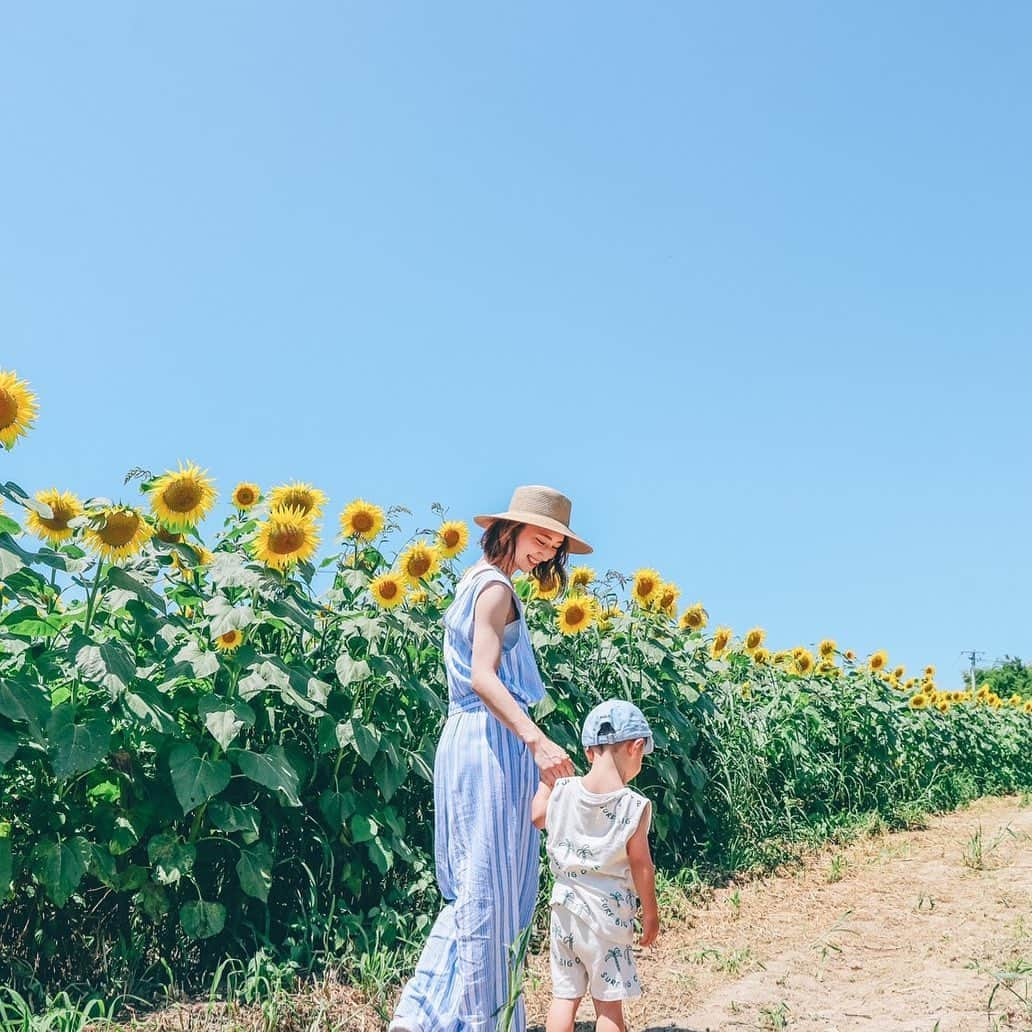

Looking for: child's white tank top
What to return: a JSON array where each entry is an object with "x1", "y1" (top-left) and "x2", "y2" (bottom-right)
[{"x1": 545, "y1": 776, "x2": 651, "y2": 945}]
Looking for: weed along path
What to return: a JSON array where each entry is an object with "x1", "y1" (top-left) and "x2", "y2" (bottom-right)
[{"x1": 524, "y1": 796, "x2": 1032, "y2": 1032}]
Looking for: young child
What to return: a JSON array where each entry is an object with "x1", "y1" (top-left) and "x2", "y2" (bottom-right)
[{"x1": 531, "y1": 700, "x2": 659, "y2": 1032}]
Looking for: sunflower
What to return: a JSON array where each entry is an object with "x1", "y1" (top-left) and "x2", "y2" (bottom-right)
[
  {"x1": 892, "y1": 665, "x2": 905, "y2": 681},
  {"x1": 214, "y1": 629, "x2": 244, "y2": 652},
  {"x1": 398, "y1": 540, "x2": 441, "y2": 585},
  {"x1": 1023, "y1": 701, "x2": 1032, "y2": 715},
  {"x1": 631, "y1": 569, "x2": 661, "y2": 607},
  {"x1": 679, "y1": 603, "x2": 708, "y2": 632},
  {"x1": 772, "y1": 650, "x2": 790, "y2": 666},
  {"x1": 150, "y1": 461, "x2": 218, "y2": 529},
  {"x1": 817, "y1": 659, "x2": 839, "y2": 677},
  {"x1": 26, "y1": 489, "x2": 82, "y2": 545},
  {"x1": 655, "y1": 582, "x2": 681, "y2": 617},
  {"x1": 252, "y1": 506, "x2": 320, "y2": 571},
  {"x1": 924, "y1": 665, "x2": 936, "y2": 678},
  {"x1": 557, "y1": 595, "x2": 598, "y2": 635},
  {"x1": 369, "y1": 572, "x2": 406, "y2": 609},
  {"x1": 910, "y1": 693, "x2": 929, "y2": 710},
  {"x1": 269, "y1": 481, "x2": 328, "y2": 519},
  {"x1": 868, "y1": 650, "x2": 888, "y2": 673},
  {"x1": 711, "y1": 626, "x2": 733, "y2": 659},
  {"x1": 569, "y1": 565, "x2": 596, "y2": 591},
  {"x1": 597, "y1": 605, "x2": 624, "y2": 631},
  {"x1": 154, "y1": 526, "x2": 184, "y2": 544},
  {"x1": 818, "y1": 638, "x2": 837, "y2": 658},
  {"x1": 407, "y1": 588, "x2": 429, "y2": 606},
  {"x1": 793, "y1": 649, "x2": 815, "y2": 676},
  {"x1": 436, "y1": 519, "x2": 469, "y2": 558},
  {"x1": 1009, "y1": 693, "x2": 1023, "y2": 707},
  {"x1": 752, "y1": 647, "x2": 771, "y2": 666},
  {"x1": 171, "y1": 543, "x2": 214, "y2": 574},
  {"x1": 744, "y1": 627, "x2": 766, "y2": 653},
  {"x1": 936, "y1": 699, "x2": 950, "y2": 713},
  {"x1": 0, "y1": 370, "x2": 38, "y2": 449},
  {"x1": 85, "y1": 506, "x2": 153, "y2": 562},
  {"x1": 533, "y1": 573, "x2": 562, "y2": 601},
  {"x1": 341, "y1": 499, "x2": 385, "y2": 541},
  {"x1": 232, "y1": 482, "x2": 261, "y2": 510},
  {"x1": 844, "y1": 650, "x2": 856, "y2": 662}
]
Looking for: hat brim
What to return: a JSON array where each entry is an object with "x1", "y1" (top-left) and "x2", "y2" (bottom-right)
[{"x1": 473, "y1": 511, "x2": 593, "y2": 555}]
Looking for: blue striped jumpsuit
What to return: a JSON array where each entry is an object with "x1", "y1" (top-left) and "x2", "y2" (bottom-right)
[{"x1": 391, "y1": 562, "x2": 545, "y2": 1032}]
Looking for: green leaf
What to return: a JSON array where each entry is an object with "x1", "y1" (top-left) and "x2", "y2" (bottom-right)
[
  {"x1": 0, "y1": 677, "x2": 50, "y2": 741},
  {"x1": 109, "y1": 815, "x2": 142, "y2": 856},
  {"x1": 0, "y1": 725, "x2": 19, "y2": 768},
  {"x1": 0, "y1": 514, "x2": 21, "y2": 536},
  {"x1": 318, "y1": 789, "x2": 356, "y2": 829},
  {"x1": 335, "y1": 654, "x2": 371, "y2": 686},
  {"x1": 135, "y1": 881, "x2": 169, "y2": 921},
  {"x1": 350, "y1": 813, "x2": 378, "y2": 844},
  {"x1": 0, "y1": 532, "x2": 29, "y2": 579},
  {"x1": 366, "y1": 837, "x2": 393, "y2": 875},
  {"x1": 208, "y1": 800, "x2": 261, "y2": 843},
  {"x1": 2, "y1": 605, "x2": 65, "y2": 638},
  {"x1": 168, "y1": 743, "x2": 231, "y2": 814},
  {"x1": 105, "y1": 567, "x2": 166, "y2": 613},
  {"x1": 231, "y1": 746, "x2": 301, "y2": 807},
  {"x1": 204, "y1": 595, "x2": 255, "y2": 638},
  {"x1": 266, "y1": 598, "x2": 316, "y2": 634},
  {"x1": 31, "y1": 836, "x2": 91, "y2": 906},
  {"x1": 0, "y1": 838, "x2": 12, "y2": 899},
  {"x1": 47, "y1": 706, "x2": 112, "y2": 780},
  {"x1": 123, "y1": 688, "x2": 180, "y2": 735},
  {"x1": 180, "y1": 900, "x2": 226, "y2": 940},
  {"x1": 69, "y1": 634, "x2": 136, "y2": 696},
  {"x1": 373, "y1": 749, "x2": 407, "y2": 803},
  {"x1": 89, "y1": 844, "x2": 119, "y2": 888},
  {"x1": 147, "y1": 833, "x2": 196, "y2": 885},
  {"x1": 170, "y1": 641, "x2": 220, "y2": 678},
  {"x1": 198, "y1": 696, "x2": 255, "y2": 751},
  {"x1": 236, "y1": 842, "x2": 273, "y2": 902}
]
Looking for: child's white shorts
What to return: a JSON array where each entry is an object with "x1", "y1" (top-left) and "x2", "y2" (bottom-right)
[{"x1": 549, "y1": 905, "x2": 641, "y2": 1001}]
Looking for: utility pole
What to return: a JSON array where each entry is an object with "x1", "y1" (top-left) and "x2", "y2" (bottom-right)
[{"x1": 960, "y1": 650, "x2": 985, "y2": 693}]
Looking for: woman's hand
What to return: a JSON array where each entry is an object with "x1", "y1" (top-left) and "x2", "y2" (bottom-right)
[{"x1": 530, "y1": 733, "x2": 574, "y2": 787}]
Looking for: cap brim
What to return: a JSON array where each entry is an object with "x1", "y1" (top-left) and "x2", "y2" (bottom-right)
[{"x1": 473, "y1": 512, "x2": 593, "y2": 554}]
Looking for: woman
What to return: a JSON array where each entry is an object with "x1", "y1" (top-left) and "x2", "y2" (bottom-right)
[{"x1": 390, "y1": 485, "x2": 593, "y2": 1032}]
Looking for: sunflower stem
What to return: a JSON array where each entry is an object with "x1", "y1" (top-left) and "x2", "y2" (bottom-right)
[{"x1": 83, "y1": 557, "x2": 106, "y2": 636}]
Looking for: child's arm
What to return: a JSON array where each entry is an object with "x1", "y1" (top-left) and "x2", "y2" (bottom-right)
[
  {"x1": 531, "y1": 780, "x2": 553, "y2": 830},
  {"x1": 626, "y1": 802, "x2": 659, "y2": 946}
]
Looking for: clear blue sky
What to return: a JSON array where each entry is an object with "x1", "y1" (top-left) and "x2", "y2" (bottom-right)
[{"x1": 3, "y1": 4, "x2": 1030, "y2": 686}]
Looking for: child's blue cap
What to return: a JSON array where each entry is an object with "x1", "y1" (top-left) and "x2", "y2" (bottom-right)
[{"x1": 581, "y1": 699, "x2": 655, "y2": 755}]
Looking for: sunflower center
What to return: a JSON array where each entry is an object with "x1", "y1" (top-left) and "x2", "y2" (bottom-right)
[
  {"x1": 236, "y1": 488, "x2": 256, "y2": 506},
  {"x1": 568, "y1": 605, "x2": 585, "y2": 623},
  {"x1": 283, "y1": 491, "x2": 313, "y2": 514},
  {"x1": 0, "y1": 390, "x2": 18, "y2": 429},
  {"x1": 381, "y1": 580, "x2": 399, "y2": 600},
  {"x1": 353, "y1": 511, "x2": 374, "y2": 533},
  {"x1": 221, "y1": 631, "x2": 238, "y2": 644},
  {"x1": 100, "y1": 512, "x2": 141, "y2": 547},
  {"x1": 163, "y1": 481, "x2": 204, "y2": 513},
  {"x1": 408, "y1": 556, "x2": 430, "y2": 578},
  {"x1": 269, "y1": 526, "x2": 307, "y2": 555}
]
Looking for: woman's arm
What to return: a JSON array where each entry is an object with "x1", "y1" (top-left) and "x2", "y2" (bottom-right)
[
  {"x1": 626, "y1": 802, "x2": 659, "y2": 946},
  {"x1": 470, "y1": 582, "x2": 574, "y2": 787}
]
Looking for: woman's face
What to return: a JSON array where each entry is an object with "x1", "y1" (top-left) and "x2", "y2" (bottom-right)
[{"x1": 513, "y1": 524, "x2": 565, "y2": 573}]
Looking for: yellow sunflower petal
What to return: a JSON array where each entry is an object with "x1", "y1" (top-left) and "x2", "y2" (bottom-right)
[
  {"x1": 0, "y1": 370, "x2": 39, "y2": 449},
  {"x1": 398, "y1": 540, "x2": 441, "y2": 585},
  {"x1": 26, "y1": 489, "x2": 83, "y2": 545},
  {"x1": 252, "y1": 506, "x2": 320, "y2": 571},
  {"x1": 632, "y1": 568, "x2": 661, "y2": 606},
  {"x1": 436, "y1": 520, "x2": 470, "y2": 559},
  {"x1": 269, "y1": 481, "x2": 328, "y2": 520},
  {"x1": 150, "y1": 461, "x2": 218, "y2": 529},
  {"x1": 85, "y1": 506, "x2": 153, "y2": 562}
]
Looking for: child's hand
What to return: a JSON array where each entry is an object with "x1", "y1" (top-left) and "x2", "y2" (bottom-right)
[{"x1": 639, "y1": 914, "x2": 659, "y2": 947}]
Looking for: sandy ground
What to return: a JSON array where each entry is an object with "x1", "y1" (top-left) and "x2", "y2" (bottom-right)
[{"x1": 523, "y1": 795, "x2": 1032, "y2": 1032}]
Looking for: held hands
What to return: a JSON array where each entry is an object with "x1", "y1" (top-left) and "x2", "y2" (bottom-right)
[
  {"x1": 639, "y1": 913, "x2": 660, "y2": 948},
  {"x1": 530, "y1": 733, "x2": 574, "y2": 787}
]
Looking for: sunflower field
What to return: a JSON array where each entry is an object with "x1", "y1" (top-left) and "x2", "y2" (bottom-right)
[{"x1": 0, "y1": 368, "x2": 1030, "y2": 1000}]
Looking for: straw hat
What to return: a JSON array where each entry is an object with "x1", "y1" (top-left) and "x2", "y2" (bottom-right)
[{"x1": 474, "y1": 485, "x2": 593, "y2": 555}]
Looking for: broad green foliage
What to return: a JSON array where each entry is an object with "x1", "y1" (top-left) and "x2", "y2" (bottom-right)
[{"x1": 0, "y1": 475, "x2": 1028, "y2": 996}]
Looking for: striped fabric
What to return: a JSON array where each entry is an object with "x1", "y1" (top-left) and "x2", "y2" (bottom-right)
[{"x1": 390, "y1": 564, "x2": 545, "y2": 1032}]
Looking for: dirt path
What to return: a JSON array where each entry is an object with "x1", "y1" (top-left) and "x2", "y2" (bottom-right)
[{"x1": 525, "y1": 795, "x2": 1032, "y2": 1032}]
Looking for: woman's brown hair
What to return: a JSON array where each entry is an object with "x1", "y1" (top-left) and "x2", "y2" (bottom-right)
[{"x1": 480, "y1": 519, "x2": 569, "y2": 592}]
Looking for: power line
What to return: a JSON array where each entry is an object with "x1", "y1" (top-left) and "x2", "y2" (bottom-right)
[{"x1": 960, "y1": 649, "x2": 985, "y2": 693}]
